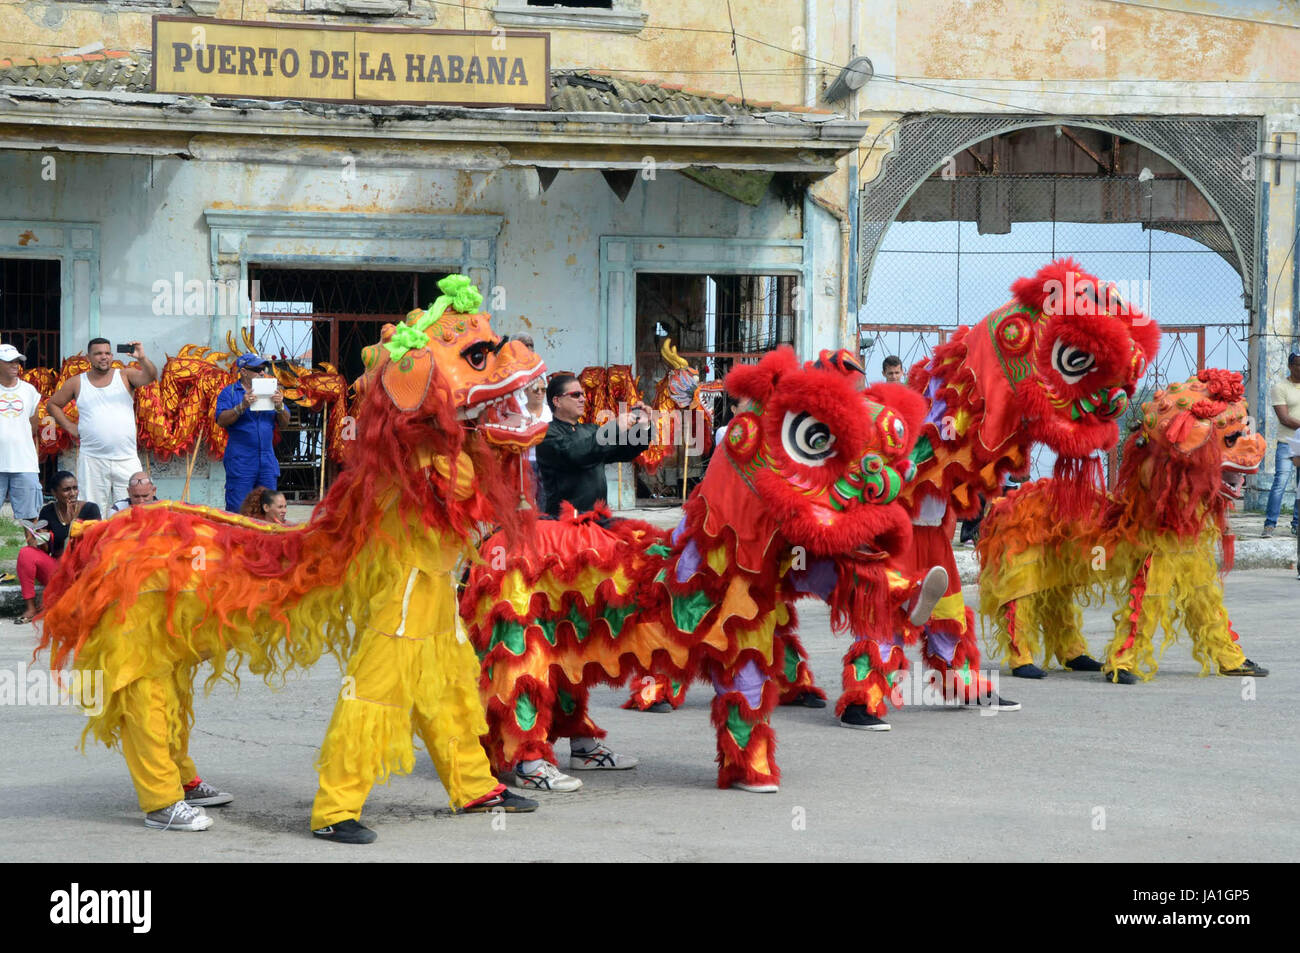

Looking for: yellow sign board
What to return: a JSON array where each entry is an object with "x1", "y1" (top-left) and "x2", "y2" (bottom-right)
[{"x1": 153, "y1": 16, "x2": 550, "y2": 108}]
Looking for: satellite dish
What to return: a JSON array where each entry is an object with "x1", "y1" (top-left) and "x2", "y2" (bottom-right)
[{"x1": 823, "y1": 56, "x2": 874, "y2": 103}]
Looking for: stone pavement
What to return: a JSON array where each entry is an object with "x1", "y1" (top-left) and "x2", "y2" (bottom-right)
[{"x1": 2, "y1": 566, "x2": 1295, "y2": 862}]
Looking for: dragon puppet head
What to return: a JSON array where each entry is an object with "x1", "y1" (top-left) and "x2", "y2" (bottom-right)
[
  {"x1": 952, "y1": 258, "x2": 1161, "y2": 460},
  {"x1": 359, "y1": 275, "x2": 547, "y2": 451},
  {"x1": 718, "y1": 347, "x2": 927, "y2": 559},
  {"x1": 1131, "y1": 369, "x2": 1266, "y2": 505}
]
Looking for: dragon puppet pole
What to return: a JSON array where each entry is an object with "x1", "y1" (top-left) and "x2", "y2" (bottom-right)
[
  {"x1": 319, "y1": 408, "x2": 328, "y2": 500},
  {"x1": 681, "y1": 413, "x2": 690, "y2": 502},
  {"x1": 618, "y1": 463, "x2": 623, "y2": 508},
  {"x1": 182, "y1": 432, "x2": 203, "y2": 503}
]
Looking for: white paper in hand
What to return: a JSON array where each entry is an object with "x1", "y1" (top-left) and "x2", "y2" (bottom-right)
[{"x1": 250, "y1": 376, "x2": 277, "y2": 412}]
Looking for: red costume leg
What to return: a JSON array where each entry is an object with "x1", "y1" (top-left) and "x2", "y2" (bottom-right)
[
  {"x1": 773, "y1": 630, "x2": 827, "y2": 705},
  {"x1": 549, "y1": 674, "x2": 607, "y2": 744},
  {"x1": 623, "y1": 671, "x2": 689, "y2": 710},
  {"x1": 838, "y1": 639, "x2": 908, "y2": 719},
  {"x1": 707, "y1": 658, "x2": 780, "y2": 790},
  {"x1": 480, "y1": 674, "x2": 559, "y2": 773}
]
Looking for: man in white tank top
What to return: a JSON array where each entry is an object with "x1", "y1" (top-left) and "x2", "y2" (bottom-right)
[{"x1": 47, "y1": 338, "x2": 158, "y2": 512}]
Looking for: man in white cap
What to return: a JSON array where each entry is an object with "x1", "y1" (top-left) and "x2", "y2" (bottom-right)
[
  {"x1": 46, "y1": 338, "x2": 157, "y2": 512},
  {"x1": 0, "y1": 343, "x2": 43, "y2": 525}
]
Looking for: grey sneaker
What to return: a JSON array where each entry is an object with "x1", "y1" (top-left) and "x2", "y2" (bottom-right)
[
  {"x1": 183, "y1": 779, "x2": 233, "y2": 807},
  {"x1": 569, "y1": 742, "x2": 639, "y2": 771},
  {"x1": 145, "y1": 800, "x2": 213, "y2": 831},
  {"x1": 1262, "y1": 526, "x2": 1275, "y2": 538},
  {"x1": 512, "y1": 761, "x2": 582, "y2": 792}
]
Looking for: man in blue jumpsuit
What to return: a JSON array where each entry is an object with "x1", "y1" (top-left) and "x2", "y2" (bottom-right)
[{"x1": 214, "y1": 354, "x2": 290, "y2": 512}]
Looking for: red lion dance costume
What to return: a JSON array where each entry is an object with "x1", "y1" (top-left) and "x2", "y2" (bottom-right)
[
  {"x1": 833, "y1": 258, "x2": 1163, "y2": 726},
  {"x1": 463, "y1": 347, "x2": 941, "y2": 792}
]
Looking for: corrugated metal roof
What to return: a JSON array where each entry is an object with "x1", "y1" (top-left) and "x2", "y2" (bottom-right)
[{"x1": 0, "y1": 50, "x2": 833, "y2": 118}]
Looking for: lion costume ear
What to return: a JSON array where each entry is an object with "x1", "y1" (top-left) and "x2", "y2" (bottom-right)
[
  {"x1": 382, "y1": 350, "x2": 434, "y2": 411},
  {"x1": 726, "y1": 346, "x2": 800, "y2": 403},
  {"x1": 360, "y1": 314, "x2": 435, "y2": 411}
]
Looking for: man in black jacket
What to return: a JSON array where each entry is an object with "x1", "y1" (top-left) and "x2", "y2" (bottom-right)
[
  {"x1": 513, "y1": 374, "x2": 649, "y2": 793},
  {"x1": 536, "y1": 374, "x2": 649, "y2": 517}
]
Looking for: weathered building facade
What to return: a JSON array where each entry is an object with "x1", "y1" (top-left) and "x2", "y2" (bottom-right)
[{"x1": 1, "y1": 0, "x2": 1297, "y2": 503}]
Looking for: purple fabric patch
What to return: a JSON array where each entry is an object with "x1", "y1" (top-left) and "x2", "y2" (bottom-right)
[
  {"x1": 711, "y1": 658, "x2": 766, "y2": 708},
  {"x1": 926, "y1": 628, "x2": 959, "y2": 664},
  {"x1": 671, "y1": 515, "x2": 688, "y2": 544},
  {"x1": 925, "y1": 381, "x2": 947, "y2": 428},
  {"x1": 675, "y1": 538, "x2": 703, "y2": 583},
  {"x1": 789, "y1": 558, "x2": 836, "y2": 602}
]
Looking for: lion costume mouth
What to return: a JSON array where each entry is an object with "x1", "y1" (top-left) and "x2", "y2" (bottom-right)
[{"x1": 462, "y1": 368, "x2": 549, "y2": 450}]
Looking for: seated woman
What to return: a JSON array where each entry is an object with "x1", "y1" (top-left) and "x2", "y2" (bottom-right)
[
  {"x1": 238, "y1": 485, "x2": 289, "y2": 525},
  {"x1": 17, "y1": 470, "x2": 102, "y2": 624}
]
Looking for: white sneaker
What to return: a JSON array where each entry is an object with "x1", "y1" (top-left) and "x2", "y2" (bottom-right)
[
  {"x1": 733, "y1": 781, "x2": 780, "y2": 793},
  {"x1": 512, "y1": 761, "x2": 583, "y2": 792},
  {"x1": 909, "y1": 566, "x2": 949, "y2": 626},
  {"x1": 145, "y1": 800, "x2": 214, "y2": 831},
  {"x1": 569, "y1": 742, "x2": 638, "y2": 771}
]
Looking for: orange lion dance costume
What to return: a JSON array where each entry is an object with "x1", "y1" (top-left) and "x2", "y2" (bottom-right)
[
  {"x1": 978, "y1": 370, "x2": 1270, "y2": 684},
  {"x1": 36, "y1": 276, "x2": 547, "y2": 841}
]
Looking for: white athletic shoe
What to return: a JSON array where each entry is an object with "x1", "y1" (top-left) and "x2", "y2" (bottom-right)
[
  {"x1": 512, "y1": 761, "x2": 583, "y2": 792},
  {"x1": 909, "y1": 566, "x2": 949, "y2": 626},
  {"x1": 733, "y1": 781, "x2": 780, "y2": 793},
  {"x1": 568, "y1": 742, "x2": 639, "y2": 771},
  {"x1": 145, "y1": 800, "x2": 213, "y2": 831}
]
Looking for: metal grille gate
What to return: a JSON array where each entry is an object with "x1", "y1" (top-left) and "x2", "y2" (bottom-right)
[{"x1": 858, "y1": 115, "x2": 1262, "y2": 306}]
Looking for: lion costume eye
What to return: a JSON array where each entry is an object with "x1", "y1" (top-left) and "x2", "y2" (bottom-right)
[
  {"x1": 782, "y1": 411, "x2": 837, "y2": 466},
  {"x1": 1051, "y1": 340, "x2": 1096, "y2": 384},
  {"x1": 462, "y1": 342, "x2": 491, "y2": 371},
  {"x1": 879, "y1": 412, "x2": 906, "y2": 450}
]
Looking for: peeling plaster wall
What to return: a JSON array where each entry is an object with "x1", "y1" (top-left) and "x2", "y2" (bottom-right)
[{"x1": 6, "y1": 0, "x2": 1299, "y2": 373}]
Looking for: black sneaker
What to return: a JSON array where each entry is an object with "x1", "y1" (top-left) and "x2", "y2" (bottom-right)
[
  {"x1": 647, "y1": 700, "x2": 674, "y2": 713},
  {"x1": 974, "y1": 693, "x2": 1021, "y2": 711},
  {"x1": 1064, "y1": 654, "x2": 1103, "y2": 672},
  {"x1": 839, "y1": 704, "x2": 891, "y2": 731},
  {"x1": 1221, "y1": 659, "x2": 1269, "y2": 677},
  {"x1": 312, "y1": 819, "x2": 378, "y2": 844},
  {"x1": 1108, "y1": 669, "x2": 1138, "y2": 685},
  {"x1": 458, "y1": 789, "x2": 539, "y2": 814},
  {"x1": 785, "y1": 691, "x2": 827, "y2": 709},
  {"x1": 1011, "y1": 663, "x2": 1046, "y2": 679}
]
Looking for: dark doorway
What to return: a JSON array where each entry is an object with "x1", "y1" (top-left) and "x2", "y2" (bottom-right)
[
  {"x1": 246, "y1": 266, "x2": 450, "y2": 501},
  {"x1": 0, "y1": 258, "x2": 61, "y2": 368},
  {"x1": 634, "y1": 272, "x2": 797, "y2": 501},
  {"x1": 0, "y1": 258, "x2": 62, "y2": 489}
]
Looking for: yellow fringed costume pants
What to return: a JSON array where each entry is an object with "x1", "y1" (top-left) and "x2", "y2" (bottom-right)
[
  {"x1": 119, "y1": 670, "x2": 200, "y2": 814},
  {"x1": 1104, "y1": 535, "x2": 1246, "y2": 680},
  {"x1": 310, "y1": 565, "x2": 501, "y2": 830}
]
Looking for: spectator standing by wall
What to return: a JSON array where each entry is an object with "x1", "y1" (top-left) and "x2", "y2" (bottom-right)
[
  {"x1": 214, "y1": 355, "x2": 290, "y2": 512},
  {"x1": 1262, "y1": 351, "x2": 1300, "y2": 537},
  {"x1": 882, "y1": 355, "x2": 904, "y2": 383},
  {"x1": 47, "y1": 339, "x2": 157, "y2": 513},
  {"x1": 0, "y1": 343, "x2": 43, "y2": 524}
]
